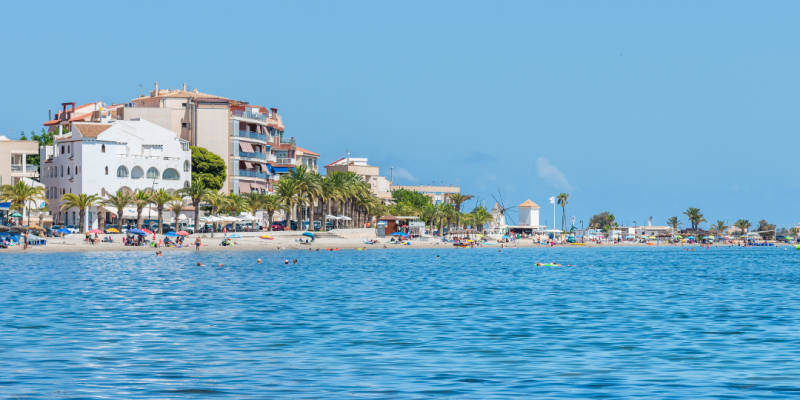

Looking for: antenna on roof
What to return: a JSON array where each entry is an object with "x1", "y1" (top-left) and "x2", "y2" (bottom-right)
[{"x1": 138, "y1": 84, "x2": 143, "y2": 96}]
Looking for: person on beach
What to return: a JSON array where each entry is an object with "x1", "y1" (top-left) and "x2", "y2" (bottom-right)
[{"x1": 195, "y1": 236, "x2": 202, "y2": 251}]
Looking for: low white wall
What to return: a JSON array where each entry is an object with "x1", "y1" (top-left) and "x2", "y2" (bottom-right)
[{"x1": 331, "y1": 228, "x2": 377, "y2": 239}]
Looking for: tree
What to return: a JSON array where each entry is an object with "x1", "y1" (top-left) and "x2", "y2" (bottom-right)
[
  {"x1": 470, "y1": 204, "x2": 493, "y2": 233},
  {"x1": 447, "y1": 193, "x2": 474, "y2": 228},
  {"x1": 59, "y1": 193, "x2": 102, "y2": 233},
  {"x1": 391, "y1": 188, "x2": 431, "y2": 209},
  {"x1": 682, "y1": 207, "x2": 706, "y2": 230},
  {"x1": 557, "y1": 193, "x2": 570, "y2": 231},
  {"x1": 132, "y1": 189, "x2": 153, "y2": 229},
  {"x1": 734, "y1": 219, "x2": 751, "y2": 237},
  {"x1": 169, "y1": 199, "x2": 187, "y2": 230},
  {"x1": 757, "y1": 219, "x2": 775, "y2": 240},
  {"x1": 150, "y1": 189, "x2": 176, "y2": 234},
  {"x1": 176, "y1": 179, "x2": 212, "y2": 235},
  {"x1": 790, "y1": 227, "x2": 800, "y2": 238},
  {"x1": 102, "y1": 190, "x2": 134, "y2": 232},
  {"x1": 1, "y1": 181, "x2": 46, "y2": 225},
  {"x1": 589, "y1": 212, "x2": 615, "y2": 230},
  {"x1": 711, "y1": 220, "x2": 727, "y2": 236},
  {"x1": 25, "y1": 128, "x2": 57, "y2": 168},
  {"x1": 190, "y1": 146, "x2": 227, "y2": 192},
  {"x1": 276, "y1": 178, "x2": 306, "y2": 229},
  {"x1": 261, "y1": 194, "x2": 285, "y2": 231},
  {"x1": 204, "y1": 192, "x2": 229, "y2": 233},
  {"x1": 666, "y1": 216, "x2": 682, "y2": 230},
  {"x1": 288, "y1": 166, "x2": 322, "y2": 230}
]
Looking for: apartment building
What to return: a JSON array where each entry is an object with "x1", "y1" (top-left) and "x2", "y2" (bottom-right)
[
  {"x1": 325, "y1": 157, "x2": 392, "y2": 202},
  {"x1": 391, "y1": 184, "x2": 461, "y2": 205},
  {"x1": 0, "y1": 136, "x2": 39, "y2": 186},
  {"x1": 40, "y1": 120, "x2": 191, "y2": 230}
]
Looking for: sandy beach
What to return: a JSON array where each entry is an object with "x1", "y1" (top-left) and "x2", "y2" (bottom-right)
[{"x1": 3, "y1": 232, "x2": 787, "y2": 253}]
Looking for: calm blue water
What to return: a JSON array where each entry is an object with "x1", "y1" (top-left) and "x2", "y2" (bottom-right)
[{"x1": 2, "y1": 246, "x2": 800, "y2": 398}]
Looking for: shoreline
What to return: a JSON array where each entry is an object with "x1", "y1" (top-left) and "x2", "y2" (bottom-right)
[{"x1": 2, "y1": 236, "x2": 792, "y2": 253}]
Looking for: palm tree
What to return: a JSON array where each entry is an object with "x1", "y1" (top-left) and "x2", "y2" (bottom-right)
[
  {"x1": 471, "y1": 204, "x2": 493, "y2": 233},
  {"x1": 557, "y1": 193, "x2": 570, "y2": 231},
  {"x1": 666, "y1": 216, "x2": 683, "y2": 233},
  {"x1": 169, "y1": 199, "x2": 187, "y2": 231},
  {"x1": 447, "y1": 193, "x2": 474, "y2": 229},
  {"x1": 132, "y1": 189, "x2": 153, "y2": 229},
  {"x1": 288, "y1": 166, "x2": 322, "y2": 230},
  {"x1": 204, "y1": 192, "x2": 229, "y2": 233},
  {"x1": 711, "y1": 220, "x2": 727, "y2": 236},
  {"x1": 734, "y1": 219, "x2": 751, "y2": 237},
  {"x1": 682, "y1": 207, "x2": 706, "y2": 230},
  {"x1": 150, "y1": 189, "x2": 176, "y2": 234},
  {"x1": 1, "y1": 181, "x2": 46, "y2": 225},
  {"x1": 176, "y1": 179, "x2": 212, "y2": 234},
  {"x1": 103, "y1": 190, "x2": 134, "y2": 232},
  {"x1": 276, "y1": 178, "x2": 306, "y2": 230},
  {"x1": 261, "y1": 194, "x2": 286, "y2": 231},
  {"x1": 59, "y1": 193, "x2": 102, "y2": 233},
  {"x1": 224, "y1": 193, "x2": 250, "y2": 231}
]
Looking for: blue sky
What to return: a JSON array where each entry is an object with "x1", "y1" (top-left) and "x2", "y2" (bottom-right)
[{"x1": 2, "y1": 1, "x2": 799, "y2": 230}]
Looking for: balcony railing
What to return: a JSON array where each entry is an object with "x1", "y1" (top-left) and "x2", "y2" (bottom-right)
[
  {"x1": 236, "y1": 130, "x2": 267, "y2": 141},
  {"x1": 237, "y1": 170, "x2": 268, "y2": 179},
  {"x1": 275, "y1": 158, "x2": 294, "y2": 165},
  {"x1": 239, "y1": 151, "x2": 267, "y2": 160},
  {"x1": 232, "y1": 109, "x2": 271, "y2": 122},
  {"x1": 279, "y1": 137, "x2": 295, "y2": 145},
  {"x1": 11, "y1": 164, "x2": 38, "y2": 173}
]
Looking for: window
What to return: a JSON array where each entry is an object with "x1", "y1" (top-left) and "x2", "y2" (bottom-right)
[
  {"x1": 162, "y1": 168, "x2": 179, "y2": 180},
  {"x1": 61, "y1": 146, "x2": 64, "y2": 154},
  {"x1": 131, "y1": 166, "x2": 144, "y2": 179},
  {"x1": 183, "y1": 160, "x2": 190, "y2": 172},
  {"x1": 101, "y1": 144, "x2": 105, "y2": 153},
  {"x1": 67, "y1": 145, "x2": 70, "y2": 153},
  {"x1": 117, "y1": 166, "x2": 128, "y2": 178},
  {"x1": 182, "y1": 123, "x2": 187, "y2": 128},
  {"x1": 60, "y1": 166, "x2": 63, "y2": 177},
  {"x1": 67, "y1": 167, "x2": 70, "y2": 175},
  {"x1": 105, "y1": 167, "x2": 109, "y2": 175},
  {"x1": 146, "y1": 167, "x2": 159, "y2": 179},
  {"x1": 184, "y1": 181, "x2": 190, "y2": 188},
  {"x1": 182, "y1": 103, "x2": 187, "y2": 108}
]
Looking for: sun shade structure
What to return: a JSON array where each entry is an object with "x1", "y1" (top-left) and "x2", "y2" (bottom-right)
[{"x1": 302, "y1": 232, "x2": 315, "y2": 238}]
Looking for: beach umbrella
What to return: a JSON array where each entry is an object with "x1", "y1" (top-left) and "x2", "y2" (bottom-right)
[
  {"x1": 56, "y1": 228, "x2": 71, "y2": 234},
  {"x1": 302, "y1": 232, "x2": 315, "y2": 238},
  {"x1": 141, "y1": 228, "x2": 154, "y2": 235},
  {"x1": 687, "y1": 236, "x2": 696, "y2": 240},
  {"x1": 176, "y1": 231, "x2": 190, "y2": 236},
  {"x1": 390, "y1": 232, "x2": 409, "y2": 237},
  {"x1": 648, "y1": 236, "x2": 657, "y2": 239},
  {"x1": 259, "y1": 235, "x2": 274, "y2": 240},
  {"x1": 164, "y1": 231, "x2": 179, "y2": 237},
  {"x1": 0, "y1": 225, "x2": 9, "y2": 232},
  {"x1": 229, "y1": 233, "x2": 242, "y2": 238},
  {"x1": 9, "y1": 212, "x2": 22, "y2": 218},
  {"x1": 128, "y1": 229, "x2": 146, "y2": 235},
  {"x1": 675, "y1": 235, "x2": 683, "y2": 238},
  {"x1": 501, "y1": 235, "x2": 510, "y2": 239},
  {"x1": 704, "y1": 236, "x2": 714, "y2": 239},
  {"x1": 87, "y1": 229, "x2": 103, "y2": 234},
  {"x1": 106, "y1": 228, "x2": 120, "y2": 233}
]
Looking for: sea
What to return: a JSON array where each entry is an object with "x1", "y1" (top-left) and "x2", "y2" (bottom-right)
[{"x1": 2, "y1": 246, "x2": 800, "y2": 399}]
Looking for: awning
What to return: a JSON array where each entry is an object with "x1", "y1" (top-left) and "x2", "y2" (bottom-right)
[
  {"x1": 243, "y1": 161, "x2": 253, "y2": 169},
  {"x1": 266, "y1": 164, "x2": 276, "y2": 174},
  {"x1": 239, "y1": 142, "x2": 255, "y2": 153},
  {"x1": 259, "y1": 163, "x2": 269, "y2": 172},
  {"x1": 238, "y1": 181, "x2": 250, "y2": 193},
  {"x1": 273, "y1": 167, "x2": 290, "y2": 173}
]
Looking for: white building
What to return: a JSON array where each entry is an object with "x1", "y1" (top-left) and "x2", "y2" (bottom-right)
[
  {"x1": 518, "y1": 200, "x2": 540, "y2": 227},
  {"x1": 40, "y1": 120, "x2": 191, "y2": 230}
]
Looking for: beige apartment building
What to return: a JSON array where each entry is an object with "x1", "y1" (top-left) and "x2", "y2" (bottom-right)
[
  {"x1": 43, "y1": 82, "x2": 319, "y2": 195},
  {"x1": 0, "y1": 136, "x2": 39, "y2": 186},
  {"x1": 325, "y1": 157, "x2": 393, "y2": 202}
]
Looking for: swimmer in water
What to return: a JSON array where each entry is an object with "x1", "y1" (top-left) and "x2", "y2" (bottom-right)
[
  {"x1": 197, "y1": 262, "x2": 205, "y2": 266},
  {"x1": 156, "y1": 251, "x2": 163, "y2": 256},
  {"x1": 257, "y1": 259, "x2": 262, "y2": 264},
  {"x1": 293, "y1": 259, "x2": 298, "y2": 264},
  {"x1": 284, "y1": 260, "x2": 289, "y2": 264},
  {"x1": 218, "y1": 263, "x2": 225, "y2": 267}
]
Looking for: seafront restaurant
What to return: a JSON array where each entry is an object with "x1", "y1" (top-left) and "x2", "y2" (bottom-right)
[
  {"x1": 376, "y1": 215, "x2": 400, "y2": 238},
  {"x1": 0, "y1": 202, "x2": 9, "y2": 226}
]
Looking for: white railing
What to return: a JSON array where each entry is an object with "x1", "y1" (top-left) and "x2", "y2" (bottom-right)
[
  {"x1": 11, "y1": 164, "x2": 38, "y2": 173},
  {"x1": 275, "y1": 158, "x2": 293, "y2": 165}
]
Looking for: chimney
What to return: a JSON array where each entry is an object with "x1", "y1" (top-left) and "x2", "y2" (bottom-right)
[
  {"x1": 153, "y1": 82, "x2": 158, "y2": 97},
  {"x1": 183, "y1": 83, "x2": 186, "y2": 91},
  {"x1": 49, "y1": 109, "x2": 51, "y2": 120},
  {"x1": 193, "y1": 88, "x2": 198, "y2": 93}
]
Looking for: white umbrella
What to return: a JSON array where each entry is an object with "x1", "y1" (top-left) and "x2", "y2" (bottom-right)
[
  {"x1": 326, "y1": 215, "x2": 340, "y2": 220},
  {"x1": 338, "y1": 215, "x2": 352, "y2": 221}
]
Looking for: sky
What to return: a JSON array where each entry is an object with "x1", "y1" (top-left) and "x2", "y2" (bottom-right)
[{"x1": 2, "y1": 1, "x2": 799, "y2": 230}]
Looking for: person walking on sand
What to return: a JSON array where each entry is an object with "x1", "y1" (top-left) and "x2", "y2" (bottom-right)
[{"x1": 195, "y1": 236, "x2": 202, "y2": 251}]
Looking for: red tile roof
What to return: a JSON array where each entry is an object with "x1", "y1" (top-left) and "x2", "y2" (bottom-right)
[
  {"x1": 325, "y1": 158, "x2": 345, "y2": 167},
  {"x1": 68, "y1": 112, "x2": 93, "y2": 122},
  {"x1": 295, "y1": 147, "x2": 320, "y2": 157}
]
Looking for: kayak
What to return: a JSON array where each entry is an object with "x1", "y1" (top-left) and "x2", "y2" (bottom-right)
[{"x1": 535, "y1": 263, "x2": 562, "y2": 267}]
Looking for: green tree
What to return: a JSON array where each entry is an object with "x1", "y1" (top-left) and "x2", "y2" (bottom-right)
[
  {"x1": 276, "y1": 178, "x2": 306, "y2": 230},
  {"x1": 391, "y1": 188, "x2": 431, "y2": 209},
  {"x1": 589, "y1": 212, "x2": 615, "y2": 230},
  {"x1": 711, "y1": 220, "x2": 727, "y2": 236},
  {"x1": 682, "y1": 207, "x2": 706, "y2": 229},
  {"x1": 190, "y1": 146, "x2": 227, "y2": 192},
  {"x1": 261, "y1": 194, "x2": 286, "y2": 231},
  {"x1": 132, "y1": 189, "x2": 153, "y2": 229},
  {"x1": 756, "y1": 219, "x2": 775, "y2": 240},
  {"x1": 446, "y1": 193, "x2": 474, "y2": 228},
  {"x1": 557, "y1": 193, "x2": 570, "y2": 231},
  {"x1": 176, "y1": 179, "x2": 212, "y2": 234},
  {"x1": 1, "y1": 181, "x2": 47, "y2": 225},
  {"x1": 470, "y1": 204, "x2": 493, "y2": 233},
  {"x1": 59, "y1": 193, "x2": 102, "y2": 233},
  {"x1": 288, "y1": 166, "x2": 322, "y2": 230},
  {"x1": 150, "y1": 189, "x2": 176, "y2": 234},
  {"x1": 734, "y1": 219, "x2": 751, "y2": 237},
  {"x1": 102, "y1": 190, "x2": 134, "y2": 232},
  {"x1": 204, "y1": 192, "x2": 229, "y2": 232},
  {"x1": 666, "y1": 216, "x2": 683, "y2": 231}
]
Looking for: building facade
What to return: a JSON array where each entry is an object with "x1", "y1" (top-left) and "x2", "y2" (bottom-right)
[
  {"x1": 0, "y1": 136, "x2": 39, "y2": 186},
  {"x1": 40, "y1": 121, "x2": 191, "y2": 229},
  {"x1": 325, "y1": 157, "x2": 393, "y2": 202}
]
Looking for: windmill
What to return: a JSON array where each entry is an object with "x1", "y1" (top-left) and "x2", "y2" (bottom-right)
[{"x1": 491, "y1": 189, "x2": 518, "y2": 227}]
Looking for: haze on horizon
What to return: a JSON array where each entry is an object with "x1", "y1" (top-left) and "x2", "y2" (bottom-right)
[{"x1": 2, "y1": 1, "x2": 798, "y2": 230}]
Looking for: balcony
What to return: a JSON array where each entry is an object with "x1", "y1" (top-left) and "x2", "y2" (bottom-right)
[
  {"x1": 232, "y1": 109, "x2": 272, "y2": 122},
  {"x1": 275, "y1": 157, "x2": 294, "y2": 165},
  {"x1": 236, "y1": 130, "x2": 267, "y2": 141},
  {"x1": 11, "y1": 164, "x2": 38, "y2": 173},
  {"x1": 237, "y1": 170, "x2": 268, "y2": 179},
  {"x1": 279, "y1": 137, "x2": 295, "y2": 145},
  {"x1": 238, "y1": 151, "x2": 267, "y2": 160}
]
